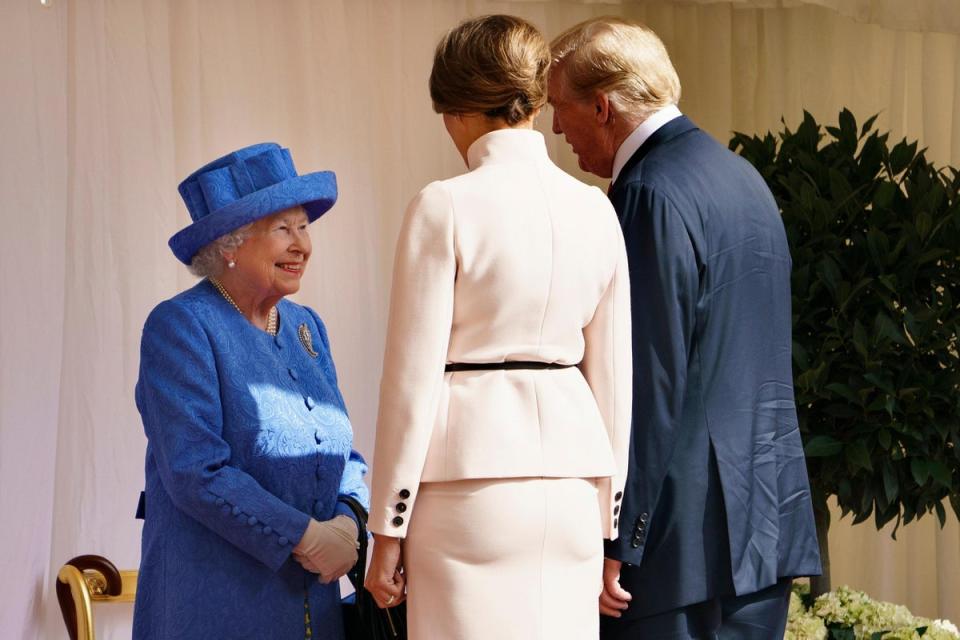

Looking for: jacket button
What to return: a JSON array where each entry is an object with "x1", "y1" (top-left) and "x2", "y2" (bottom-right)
[
  {"x1": 215, "y1": 498, "x2": 225, "y2": 507},
  {"x1": 288, "y1": 368, "x2": 298, "y2": 380},
  {"x1": 396, "y1": 502, "x2": 407, "y2": 513},
  {"x1": 247, "y1": 516, "x2": 258, "y2": 526},
  {"x1": 639, "y1": 512, "x2": 648, "y2": 522},
  {"x1": 278, "y1": 536, "x2": 289, "y2": 545},
  {"x1": 263, "y1": 526, "x2": 272, "y2": 535},
  {"x1": 630, "y1": 539, "x2": 640, "y2": 549},
  {"x1": 613, "y1": 505, "x2": 620, "y2": 515},
  {"x1": 398, "y1": 489, "x2": 411, "y2": 499},
  {"x1": 615, "y1": 491, "x2": 623, "y2": 501},
  {"x1": 231, "y1": 506, "x2": 242, "y2": 516},
  {"x1": 613, "y1": 518, "x2": 619, "y2": 528},
  {"x1": 392, "y1": 516, "x2": 404, "y2": 527}
]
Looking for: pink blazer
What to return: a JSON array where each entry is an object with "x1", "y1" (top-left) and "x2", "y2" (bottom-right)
[{"x1": 369, "y1": 129, "x2": 632, "y2": 540}]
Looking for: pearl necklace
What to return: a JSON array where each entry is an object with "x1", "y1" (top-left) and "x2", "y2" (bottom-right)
[{"x1": 210, "y1": 279, "x2": 278, "y2": 336}]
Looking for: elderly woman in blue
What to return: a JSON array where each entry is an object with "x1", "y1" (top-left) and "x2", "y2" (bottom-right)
[{"x1": 134, "y1": 143, "x2": 369, "y2": 640}]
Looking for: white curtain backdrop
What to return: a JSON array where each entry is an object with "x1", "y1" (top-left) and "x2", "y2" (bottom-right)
[{"x1": 1, "y1": 1, "x2": 957, "y2": 638}]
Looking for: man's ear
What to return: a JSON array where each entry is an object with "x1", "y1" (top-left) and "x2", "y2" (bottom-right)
[{"x1": 594, "y1": 91, "x2": 612, "y2": 125}]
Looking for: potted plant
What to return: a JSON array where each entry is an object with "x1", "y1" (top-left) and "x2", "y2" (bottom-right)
[{"x1": 730, "y1": 110, "x2": 960, "y2": 596}]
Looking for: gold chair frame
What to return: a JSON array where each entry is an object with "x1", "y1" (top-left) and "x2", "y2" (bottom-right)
[{"x1": 56, "y1": 555, "x2": 137, "y2": 640}]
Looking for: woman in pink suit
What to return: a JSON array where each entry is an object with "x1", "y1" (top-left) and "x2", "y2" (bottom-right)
[{"x1": 365, "y1": 15, "x2": 632, "y2": 640}]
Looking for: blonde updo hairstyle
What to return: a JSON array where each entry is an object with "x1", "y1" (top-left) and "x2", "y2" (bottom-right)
[
  {"x1": 550, "y1": 17, "x2": 681, "y2": 122},
  {"x1": 429, "y1": 14, "x2": 550, "y2": 125}
]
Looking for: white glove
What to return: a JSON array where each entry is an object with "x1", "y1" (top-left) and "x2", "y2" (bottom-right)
[{"x1": 292, "y1": 515, "x2": 359, "y2": 583}]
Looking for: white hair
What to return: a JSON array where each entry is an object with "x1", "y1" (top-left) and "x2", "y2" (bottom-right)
[{"x1": 187, "y1": 223, "x2": 254, "y2": 278}]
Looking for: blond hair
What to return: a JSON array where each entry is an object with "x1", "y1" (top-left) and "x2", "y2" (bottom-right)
[
  {"x1": 429, "y1": 15, "x2": 550, "y2": 125},
  {"x1": 550, "y1": 17, "x2": 680, "y2": 121}
]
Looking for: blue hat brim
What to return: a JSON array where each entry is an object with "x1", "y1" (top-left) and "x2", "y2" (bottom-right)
[{"x1": 169, "y1": 171, "x2": 337, "y2": 264}]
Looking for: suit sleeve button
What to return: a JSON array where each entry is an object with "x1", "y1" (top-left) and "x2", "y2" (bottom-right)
[
  {"x1": 392, "y1": 516, "x2": 404, "y2": 527},
  {"x1": 398, "y1": 489, "x2": 411, "y2": 499},
  {"x1": 278, "y1": 536, "x2": 289, "y2": 545},
  {"x1": 396, "y1": 502, "x2": 407, "y2": 513},
  {"x1": 263, "y1": 526, "x2": 272, "y2": 535},
  {"x1": 215, "y1": 498, "x2": 225, "y2": 506},
  {"x1": 613, "y1": 505, "x2": 620, "y2": 515},
  {"x1": 247, "y1": 516, "x2": 258, "y2": 526},
  {"x1": 615, "y1": 491, "x2": 623, "y2": 501},
  {"x1": 613, "y1": 518, "x2": 619, "y2": 527},
  {"x1": 231, "y1": 506, "x2": 242, "y2": 516}
]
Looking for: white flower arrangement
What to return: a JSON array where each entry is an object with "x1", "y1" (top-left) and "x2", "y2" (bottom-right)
[{"x1": 786, "y1": 584, "x2": 959, "y2": 640}]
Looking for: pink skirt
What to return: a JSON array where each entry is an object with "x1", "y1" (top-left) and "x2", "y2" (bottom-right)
[{"x1": 404, "y1": 477, "x2": 603, "y2": 640}]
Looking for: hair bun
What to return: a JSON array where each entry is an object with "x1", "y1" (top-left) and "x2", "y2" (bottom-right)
[{"x1": 430, "y1": 15, "x2": 550, "y2": 125}]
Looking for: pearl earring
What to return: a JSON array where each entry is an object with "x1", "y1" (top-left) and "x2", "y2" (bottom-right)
[{"x1": 227, "y1": 260, "x2": 236, "y2": 269}]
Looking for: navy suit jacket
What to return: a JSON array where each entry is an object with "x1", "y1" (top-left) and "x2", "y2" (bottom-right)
[{"x1": 605, "y1": 116, "x2": 821, "y2": 617}]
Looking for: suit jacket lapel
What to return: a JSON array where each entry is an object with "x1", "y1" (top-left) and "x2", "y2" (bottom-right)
[{"x1": 609, "y1": 115, "x2": 699, "y2": 197}]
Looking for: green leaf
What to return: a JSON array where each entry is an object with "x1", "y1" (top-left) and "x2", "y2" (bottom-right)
[
  {"x1": 935, "y1": 500, "x2": 946, "y2": 526},
  {"x1": 874, "y1": 312, "x2": 908, "y2": 346},
  {"x1": 860, "y1": 113, "x2": 879, "y2": 138},
  {"x1": 915, "y1": 211, "x2": 932, "y2": 240},
  {"x1": 825, "y1": 382, "x2": 860, "y2": 404},
  {"x1": 839, "y1": 108, "x2": 857, "y2": 146},
  {"x1": 817, "y1": 257, "x2": 842, "y2": 296},
  {"x1": 929, "y1": 462, "x2": 952, "y2": 489},
  {"x1": 878, "y1": 429, "x2": 892, "y2": 450},
  {"x1": 873, "y1": 181, "x2": 897, "y2": 209},
  {"x1": 852, "y1": 320, "x2": 870, "y2": 359},
  {"x1": 846, "y1": 440, "x2": 873, "y2": 472},
  {"x1": 805, "y1": 435, "x2": 844, "y2": 457},
  {"x1": 829, "y1": 168, "x2": 853, "y2": 202},
  {"x1": 918, "y1": 248, "x2": 950, "y2": 264},
  {"x1": 890, "y1": 139, "x2": 917, "y2": 174},
  {"x1": 910, "y1": 458, "x2": 931, "y2": 486},
  {"x1": 792, "y1": 340, "x2": 810, "y2": 369},
  {"x1": 866, "y1": 228, "x2": 891, "y2": 266},
  {"x1": 827, "y1": 624, "x2": 856, "y2": 640},
  {"x1": 882, "y1": 463, "x2": 899, "y2": 503}
]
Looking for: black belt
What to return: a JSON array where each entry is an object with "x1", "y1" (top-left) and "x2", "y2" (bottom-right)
[{"x1": 444, "y1": 361, "x2": 577, "y2": 372}]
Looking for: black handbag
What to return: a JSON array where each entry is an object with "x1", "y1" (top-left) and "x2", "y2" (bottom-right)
[{"x1": 339, "y1": 496, "x2": 408, "y2": 640}]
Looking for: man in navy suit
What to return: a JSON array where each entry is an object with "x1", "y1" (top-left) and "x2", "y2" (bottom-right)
[{"x1": 549, "y1": 17, "x2": 822, "y2": 639}]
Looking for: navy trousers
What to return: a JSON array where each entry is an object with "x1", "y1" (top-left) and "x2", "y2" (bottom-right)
[{"x1": 599, "y1": 578, "x2": 793, "y2": 640}]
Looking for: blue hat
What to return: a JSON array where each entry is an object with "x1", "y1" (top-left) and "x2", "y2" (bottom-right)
[{"x1": 170, "y1": 142, "x2": 337, "y2": 264}]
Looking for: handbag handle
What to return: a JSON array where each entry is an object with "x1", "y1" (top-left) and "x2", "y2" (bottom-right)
[
  {"x1": 337, "y1": 495, "x2": 370, "y2": 592},
  {"x1": 337, "y1": 495, "x2": 404, "y2": 638}
]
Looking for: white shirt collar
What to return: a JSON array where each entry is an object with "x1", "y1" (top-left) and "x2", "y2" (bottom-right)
[{"x1": 610, "y1": 104, "x2": 683, "y2": 185}]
